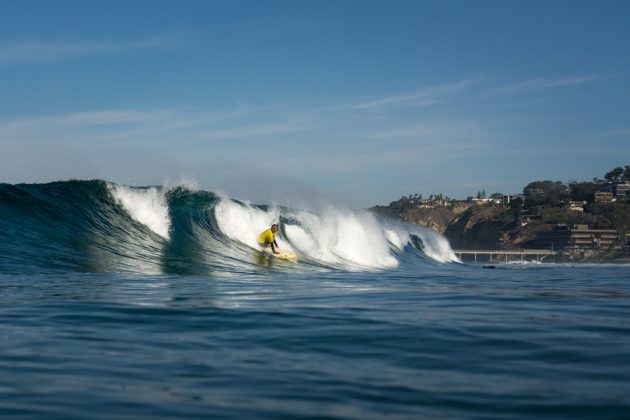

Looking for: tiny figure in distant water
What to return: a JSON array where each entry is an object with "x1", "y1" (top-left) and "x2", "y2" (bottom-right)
[{"x1": 258, "y1": 223, "x2": 280, "y2": 254}]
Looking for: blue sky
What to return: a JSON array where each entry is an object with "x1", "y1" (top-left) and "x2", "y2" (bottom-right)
[{"x1": 1, "y1": 0, "x2": 629, "y2": 207}]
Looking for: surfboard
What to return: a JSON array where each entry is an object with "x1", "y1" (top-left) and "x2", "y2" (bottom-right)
[{"x1": 261, "y1": 247, "x2": 298, "y2": 260}]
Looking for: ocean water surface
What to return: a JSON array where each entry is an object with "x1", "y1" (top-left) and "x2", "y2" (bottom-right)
[{"x1": 1, "y1": 181, "x2": 629, "y2": 418}]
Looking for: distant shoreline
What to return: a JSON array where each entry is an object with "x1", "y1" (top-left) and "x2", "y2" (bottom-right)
[{"x1": 370, "y1": 168, "x2": 630, "y2": 262}]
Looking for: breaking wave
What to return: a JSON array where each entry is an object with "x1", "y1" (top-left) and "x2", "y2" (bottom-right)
[{"x1": 0, "y1": 180, "x2": 459, "y2": 275}]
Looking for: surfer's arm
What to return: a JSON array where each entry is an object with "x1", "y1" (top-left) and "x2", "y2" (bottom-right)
[{"x1": 271, "y1": 240, "x2": 279, "y2": 254}]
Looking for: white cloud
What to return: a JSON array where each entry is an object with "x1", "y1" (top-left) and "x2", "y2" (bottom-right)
[
  {"x1": 0, "y1": 36, "x2": 183, "y2": 64},
  {"x1": 578, "y1": 127, "x2": 630, "y2": 139},
  {"x1": 195, "y1": 120, "x2": 308, "y2": 140},
  {"x1": 337, "y1": 79, "x2": 475, "y2": 110},
  {"x1": 0, "y1": 106, "x2": 311, "y2": 153},
  {"x1": 3, "y1": 76, "x2": 592, "y2": 204},
  {"x1": 366, "y1": 119, "x2": 497, "y2": 153},
  {"x1": 0, "y1": 109, "x2": 179, "y2": 139},
  {"x1": 490, "y1": 75, "x2": 602, "y2": 95}
]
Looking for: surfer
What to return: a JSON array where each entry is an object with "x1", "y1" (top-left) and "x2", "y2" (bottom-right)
[{"x1": 258, "y1": 224, "x2": 280, "y2": 255}]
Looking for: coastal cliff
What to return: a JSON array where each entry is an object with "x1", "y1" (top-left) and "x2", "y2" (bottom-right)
[
  {"x1": 371, "y1": 202, "x2": 526, "y2": 249},
  {"x1": 370, "y1": 173, "x2": 630, "y2": 261},
  {"x1": 443, "y1": 207, "x2": 519, "y2": 249}
]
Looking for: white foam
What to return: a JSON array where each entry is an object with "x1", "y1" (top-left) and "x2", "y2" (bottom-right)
[
  {"x1": 164, "y1": 177, "x2": 199, "y2": 192},
  {"x1": 377, "y1": 219, "x2": 460, "y2": 263},
  {"x1": 214, "y1": 198, "x2": 397, "y2": 270},
  {"x1": 214, "y1": 199, "x2": 285, "y2": 250},
  {"x1": 109, "y1": 184, "x2": 171, "y2": 239},
  {"x1": 413, "y1": 227, "x2": 460, "y2": 263},
  {"x1": 212, "y1": 195, "x2": 461, "y2": 269},
  {"x1": 383, "y1": 227, "x2": 409, "y2": 250},
  {"x1": 284, "y1": 208, "x2": 398, "y2": 269}
]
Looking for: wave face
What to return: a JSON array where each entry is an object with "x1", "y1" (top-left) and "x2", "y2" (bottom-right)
[{"x1": 0, "y1": 180, "x2": 459, "y2": 275}]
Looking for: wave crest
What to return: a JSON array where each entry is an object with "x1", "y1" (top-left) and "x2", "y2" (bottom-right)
[
  {"x1": 0, "y1": 180, "x2": 458, "y2": 274},
  {"x1": 108, "y1": 184, "x2": 171, "y2": 239}
]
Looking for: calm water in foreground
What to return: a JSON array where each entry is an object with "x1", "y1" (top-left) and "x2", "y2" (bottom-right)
[{"x1": 2, "y1": 263, "x2": 629, "y2": 419}]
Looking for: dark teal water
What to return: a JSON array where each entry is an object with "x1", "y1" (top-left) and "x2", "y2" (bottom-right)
[{"x1": 1, "y1": 181, "x2": 630, "y2": 418}]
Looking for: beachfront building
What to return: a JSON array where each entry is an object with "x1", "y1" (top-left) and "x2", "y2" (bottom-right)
[
  {"x1": 594, "y1": 191, "x2": 614, "y2": 204},
  {"x1": 472, "y1": 197, "x2": 502, "y2": 205},
  {"x1": 531, "y1": 224, "x2": 620, "y2": 250},
  {"x1": 568, "y1": 201, "x2": 586, "y2": 211},
  {"x1": 598, "y1": 182, "x2": 630, "y2": 201}
]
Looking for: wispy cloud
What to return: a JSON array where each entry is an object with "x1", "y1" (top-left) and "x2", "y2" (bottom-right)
[
  {"x1": 0, "y1": 35, "x2": 184, "y2": 64},
  {"x1": 490, "y1": 75, "x2": 603, "y2": 95},
  {"x1": 578, "y1": 127, "x2": 630, "y2": 139},
  {"x1": 0, "y1": 109, "x2": 178, "y2": 137},
  {"x1": 367, "y1": 119, "x2": 496, "y2": 149},
  {"x1": 337, "y1": 79, "x2": 476, "y2": 110},
  {"x1": 0, "y1": 106, "x2": 307, "y2": 145},
  {"x1": 256, "y1": 147, "x2": 435, "y2": 176},
  {"x1": 195, "y1": 120, "x2": 308, "y2": 140}
]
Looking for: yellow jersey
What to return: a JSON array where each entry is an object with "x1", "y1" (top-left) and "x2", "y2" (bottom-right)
[{"x1": 258, "y1": 228, "x2": 276, "y2": 245}]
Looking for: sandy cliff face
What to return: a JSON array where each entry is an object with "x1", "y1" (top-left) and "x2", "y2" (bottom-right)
[
  {"x1": 399, "y1": 207, "x2": 456, "y2": 233},
  {"x1": 371, "y1": 199, "x2": 630, "y2": 259},
  {"x1": 371, "y1": 202, "x2": 472, "y2": 233},
  {"x1": 443, "y1": 207, "x2": 517, "y2": 249},
  {"x1": 371, "y1": 203, "x2": 524, "y2": 250}
]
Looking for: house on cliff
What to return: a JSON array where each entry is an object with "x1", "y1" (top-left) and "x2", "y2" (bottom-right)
[
  {"x1": 530, "y1": 224, "x2": 620, "y2": 251},
  {"x1": 598, "y1": 182, "x2": 630, "y2": 201},
  {"x1": 595, "y1": 191, "x2": 614, "y2": 204}
]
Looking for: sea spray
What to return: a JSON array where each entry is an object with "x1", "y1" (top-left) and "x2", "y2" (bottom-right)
[
  {"x1": 213, "y1": 198, "x2": 399, "y2": 270},
  {"x1": 413, "y1": 226, "x2": 460, "y2": 263},
  {"x1": 383, "y1": 228, "x2": 410, "y2": 250},
  {"x1": 213, "y1": 199, "x2": 284, "y2": 250},
  {"x1": 377, "y1": 216, "x2": 460, "y2": 264},
  {"x1": 284, "y1": 207, "x2": 399, "y2": 270},
  {"x1": 108, "y1": 184, "x2": 171, "y2": 239},
  {"x1": 0, "y1": 180, "x2": 459, "y2": 274}
]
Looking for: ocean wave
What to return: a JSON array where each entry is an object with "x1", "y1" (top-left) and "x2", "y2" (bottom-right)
[{"x1": 0, "y1": 180, "x2": 458, "y2": 275}]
